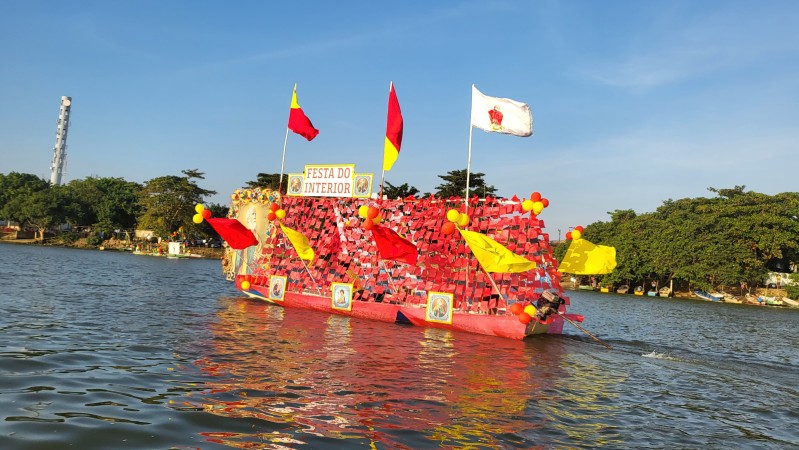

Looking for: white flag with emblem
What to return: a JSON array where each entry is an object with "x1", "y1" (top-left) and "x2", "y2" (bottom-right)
[{"x1": 470, "y1": 85, "x2": 533, "y2": 137}]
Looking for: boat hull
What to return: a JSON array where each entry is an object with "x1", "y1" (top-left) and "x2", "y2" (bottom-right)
[{"x1": 243, "y1": 284, "x2": 558, "y2": 340}]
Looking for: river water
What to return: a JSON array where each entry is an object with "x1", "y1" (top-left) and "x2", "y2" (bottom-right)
[{"x1": 1, "y1": 244, "x2": 797, "y2": 449}]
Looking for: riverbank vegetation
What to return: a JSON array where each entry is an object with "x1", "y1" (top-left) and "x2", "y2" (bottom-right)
[{"x1": 552, "y1": 186, "x2": 799, "y2": 294}]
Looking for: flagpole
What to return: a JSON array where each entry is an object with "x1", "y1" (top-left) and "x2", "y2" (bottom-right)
[
  {"x1": 279, "y1": 83, "x2": 296, "y2": 194},
  {"x1": 464, "y1": 85, "x2": 475, "y2": 305},
  {"x1": 279, "y1": 126, "x2": 289, "y2": 194},
  {"x1": 465, "y1": 121, "x2": 474, "y2": 216},
  {"x1": 378, "y1": 260, "x2": 399, "y2": 297}
]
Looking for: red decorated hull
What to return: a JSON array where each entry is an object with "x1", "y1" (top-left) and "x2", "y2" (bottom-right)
[
  {"x1": 247, "y1": 283, "x2": 401, "y2": 323},
  {"x1": 242, "y1": 282, "x2": 551, "y2": 340},
  {"x1": 222, "y1": 189, "x2": 572, "y2": 340}
]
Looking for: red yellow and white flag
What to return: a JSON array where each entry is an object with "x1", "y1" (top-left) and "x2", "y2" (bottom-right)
[
  {"x1": 383, "y1": 82, "x2": 404, "y2": 171},
  {"x1": 470, "y1": 85, "x2": 532, "y2": 137},
  {"x1": 287, "y1": 84, "x2": 319, "y2": 141}
]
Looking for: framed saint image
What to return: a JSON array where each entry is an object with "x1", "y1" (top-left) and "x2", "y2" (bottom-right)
[
  {"x1": 426, "y1": 292, "x2": 453, "y2": 324},
  {"x1": 331, "y1": 282, "x2": 353, "y2": 311},
  {"x1": 352, "y1": 174, "x2": 373, "y2": 198},
  {"x1": 286, "y1": 174, "x2": 304, "y2": 196},
  {"x1": 269, "y1": 275, "x2": 287, "y2": 301}
]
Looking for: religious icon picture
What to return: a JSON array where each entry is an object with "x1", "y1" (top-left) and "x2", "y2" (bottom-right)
[
  {"x1": 425, "y1": 292, "x2": 453, "y2": 324},
  {"x1": 331, "y1": 282, "x2": 353, "y2": 311},
  {"x1": 269, "y1": 275, "x2": 287, "y2": 301},
  {"x1": 352, "y1": 174, "x2": 373, "y2": 198},
  {"x1": 287, "y1": 174, "x2": 304, "y2": 196}
]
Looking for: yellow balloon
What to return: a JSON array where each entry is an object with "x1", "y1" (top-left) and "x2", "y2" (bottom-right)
[
  {"x1": 192, "y1": 213, "x2": 203, "y2": 224},
  {"x1": 522, "y1": 199, "x2": 534, "y2": 211},
  {"x1": 457, "y1": 213, "x2": 469, "y2": 227},
  {"x1": 358, "y1": 205, "x2": 370, "y2": 219},
  {"x1": 572, "y1": 230, "x2": 582, "y2": 240},
  {"x1": 241, "y1": 280, "x2": 250, "y2": 290},
  {"x1": 275, "y1": 209, "x2": 286, "y2": 219},
  {"x1": 523, "y1": 304, "x2": 537, "y2": 316},
  {"x1": 195, "y1": 204, "x2": 205, "y2": 213},
  {"x1": 446, "y1": 209, "x2": 460, "y2": 223},
  {"x1": 532, "y1": 201, "x2": 544, "y2": 215}
]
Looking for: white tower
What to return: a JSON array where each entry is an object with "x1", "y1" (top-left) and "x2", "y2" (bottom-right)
[{"x1": 50, "y1": 96, "x2": 72, "y2": 185}]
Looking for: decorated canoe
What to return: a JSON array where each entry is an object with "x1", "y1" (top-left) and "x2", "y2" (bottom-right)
[{"x1": 197, "y1": 181, "x2": 591, "y2": 340}]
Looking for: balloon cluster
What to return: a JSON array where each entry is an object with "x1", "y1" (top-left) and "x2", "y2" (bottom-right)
[
  {"x1": 357, "y1": 205, "x2": 382, "y2": 230},
  {"x1": 267, "y1": 203, "x2": 286, "y2": 221},
  {"x1": 192, "y1": 204, "x2": 213, "y2": 223},
  {"x1": 510, "y1": 302, "x2": 538, "y2": 324},
  {"x1": 521, "y1": 192, "x2": 550, "y2": 215},
  {"x1": 441, "y1": 209, "x2": 470, "y2": 235},
  {"x1": 565, "y1": 225, "x2": 584, "y2": 240}
]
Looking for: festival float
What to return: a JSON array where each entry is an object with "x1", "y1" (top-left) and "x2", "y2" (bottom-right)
[{"x1": 195, "y1": 83, "x2": 615, "y2": 342}]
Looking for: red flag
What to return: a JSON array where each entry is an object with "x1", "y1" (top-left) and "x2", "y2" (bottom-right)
[
  {"x1": 383, "y1": 82, "x2": 403, "y2": 171},
  {"x1": 371, "y1": 224, "x2": 417, "y2": 265},
  {"x1": 287, "y1": 84, "x2": 319, "y2": 141},
  {"x1": 205, "y1": 218, "x2": 258, "y2": 250}
]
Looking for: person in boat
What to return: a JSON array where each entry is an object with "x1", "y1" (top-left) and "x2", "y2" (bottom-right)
[{"x1": 534, "y1": 290, "x2": 564, "y2": 323}]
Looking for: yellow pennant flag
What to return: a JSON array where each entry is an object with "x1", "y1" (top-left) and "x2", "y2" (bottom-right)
[
  {"x1": 280, "y1": 224, "x2": 315, "y2": 261},
  {"x1": 557, "y1": 239, "x2": 617, "y2": 274},
  {"x1": 458, "y1": 228, "x2": 536, "y2": 273}
]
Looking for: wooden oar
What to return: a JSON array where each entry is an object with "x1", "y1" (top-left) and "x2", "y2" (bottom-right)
[{"x1": 555, "y1": 311, "x2": 612, "y2": 350}]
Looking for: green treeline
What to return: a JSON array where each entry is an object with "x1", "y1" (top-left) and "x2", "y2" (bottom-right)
[
  {"x1": 0, "y1": 170, "x2": 226, "y2": 242},
  {"x1": 553, "y1": 186, "x2": 799, "y2": 292}
]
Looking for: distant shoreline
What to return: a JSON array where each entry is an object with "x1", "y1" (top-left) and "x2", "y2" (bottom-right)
[{"x1": 0, "y1": 238, "x2": 224, "y2": 259}]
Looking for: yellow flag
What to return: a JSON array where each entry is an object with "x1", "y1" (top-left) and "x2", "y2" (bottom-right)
[
  {"x1": 458, "y1": 229, "x2": 536, "y2": 273},
  {"x1": 557, "y1": 239, "x2": 617, "y2": 274},
  {"x1": 280, "y1": 224, "x2": 315, "y2": 261}
]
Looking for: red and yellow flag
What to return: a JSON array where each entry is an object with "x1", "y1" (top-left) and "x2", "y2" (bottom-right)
[
  {"x1": 382, "y1": 82, "x2": 403, "y2": 171},
  {"x1": 287, "y1": 84, "x2": 319, "y2": 141}
]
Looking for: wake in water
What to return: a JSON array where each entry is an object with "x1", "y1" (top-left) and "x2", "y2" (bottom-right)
[{"x1": 641, "y1": 350, "x2": 680, "y2": 361}]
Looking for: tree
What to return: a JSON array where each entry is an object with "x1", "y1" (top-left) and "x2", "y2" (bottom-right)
[
  {"x1": 0, "y1": 172, "x2": 50, "y2": 224},
  {"x1": 434, "y1": 169, "x2": 497, "y2": 198},
  {"x1": 61, "y1": 177, "x2": 142, "y2": 232},
  {"x1": 5, "y1": 188, "x2": 63, "y2": 240},
  {"x1": 382, "y1": 181, "x2": 419, "y2": 199},
  {"x1": 137, "y1": 169, "x2": 217, "y2": 238},
  {"x1": 245, "y1": 173, "x2": 283, "y2": 192}
]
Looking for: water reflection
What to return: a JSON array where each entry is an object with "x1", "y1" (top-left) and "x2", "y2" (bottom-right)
[{"x1": 181, "y1": 297, "x2": 625, "y2": 448}]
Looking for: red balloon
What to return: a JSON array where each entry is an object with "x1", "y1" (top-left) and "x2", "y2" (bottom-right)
[
  {"x1": 510, "y1": 303, "x2": 523, "y2": 315},
  {"x1": 363, "y1": 219, "x2": 375, "y2": 230},
  {"x1": 441, "y1": 222, "x2": 456, "y2": 235},
  {"x1": 267, "y1": 212, "x2": 277, "y2": 221},
  {"x1": 530, "y1": 192, "x2": 541, "y2": 202},
  {"x1": 518, "y1": 313, "x2": 532, "y2": 324},
  {"x1": 541, "y1": 198, "x2": 549, "y2": 207},
  {"x1": 201, "y1": 209, "x2": 212, "y2": 219},
  {"x1": 269, "y1": 203, "x2": 279, "y2": 212},
  {"x1": 367, "y1": 206, "x2": 379, "y2": 219},
  {"x1": 566, "y1": 231, "x2": 572, "y2": 240},
  {"x1": 575, "y1": 225, "x2": 584, "y2": 233}
]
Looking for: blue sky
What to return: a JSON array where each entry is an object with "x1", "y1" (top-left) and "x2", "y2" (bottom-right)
[{"x1": 2, "y1": 1, "x2": 798, "y2": 237}]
